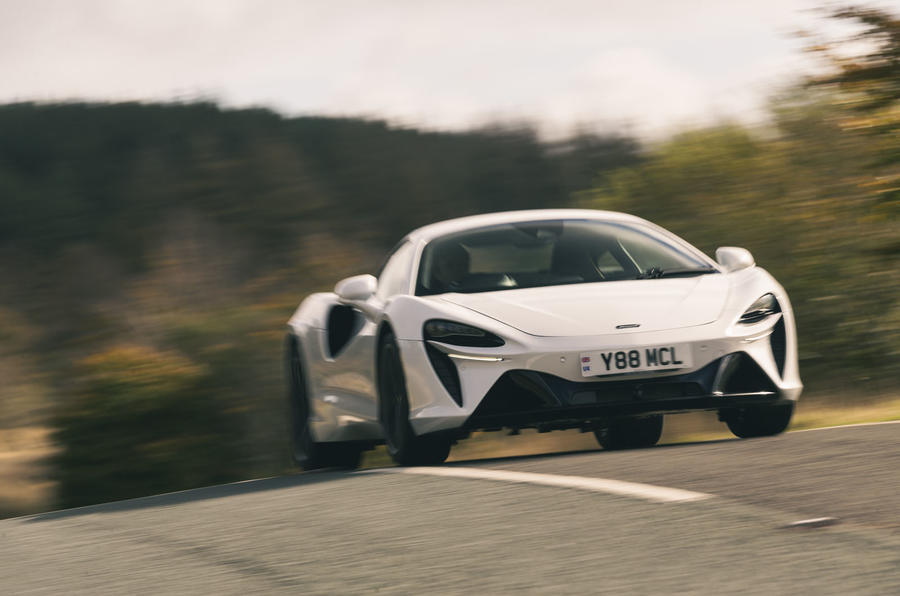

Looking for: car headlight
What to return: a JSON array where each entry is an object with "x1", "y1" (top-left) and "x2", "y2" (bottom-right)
[
  {"x1": 423, "y1": 319, "x2": 505, "y2": 347},
  {"x1": 738, "y1": 293, "x2": 781, "y2": 324}
]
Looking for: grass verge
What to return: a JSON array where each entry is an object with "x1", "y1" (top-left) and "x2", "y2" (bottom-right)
[{"x1": 0, "y1": 426, "x2": 56, "y2": 519}]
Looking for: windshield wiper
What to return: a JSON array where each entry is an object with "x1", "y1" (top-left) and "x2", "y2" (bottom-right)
[{"x1": 636, "y1": 267, "x2": 718, "y2": 279}]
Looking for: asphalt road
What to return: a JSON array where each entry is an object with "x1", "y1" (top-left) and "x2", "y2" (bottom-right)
[{"x1": 2, "y1": 423, "x2": 898, "y2": 594}]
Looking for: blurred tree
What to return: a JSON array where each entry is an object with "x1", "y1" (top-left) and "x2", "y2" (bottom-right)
[
  {"x1": 549, "y1": 132, "x2": 643, "y2": 192},
  {"x1": 806, "y1": 5, "x2": 900, "y2": 236},
  {"x1": 52, "y1": 345, "x2": 245, "y2": 508},
  {"x1": 0, "y1": 306, "x2": 50, "y2": 428}
]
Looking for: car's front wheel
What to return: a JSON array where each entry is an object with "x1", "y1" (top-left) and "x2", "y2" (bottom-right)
[
  {"x1": 594, "y1": 415, "x2": 663, "y2": 450},
  {"x1": 723, "y1": 403, "x2": 794, "y2": 438},
  {"x1": 286, "y1": 337, "x2": 362, "y2": 470},
  {"x1": 378, "y1": 331, "x2": 452, "y2": 466}
]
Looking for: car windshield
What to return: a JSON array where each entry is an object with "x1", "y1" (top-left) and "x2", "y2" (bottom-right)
[{"x1": 415, "y1": 219, "x2": 714, "y2": 295}]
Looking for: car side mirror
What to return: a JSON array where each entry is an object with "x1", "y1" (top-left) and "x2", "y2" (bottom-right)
[
  {"x1": 715, "y1": 247, "x2": 755, "y2": 273},
  {"x1": 335, "y1": 274, "x2": 377, "y2": 301}
]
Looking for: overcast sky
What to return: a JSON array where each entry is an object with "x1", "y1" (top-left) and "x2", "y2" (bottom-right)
[{"x1": 2, "y1": 0, "x2": 896, "y2": 137}]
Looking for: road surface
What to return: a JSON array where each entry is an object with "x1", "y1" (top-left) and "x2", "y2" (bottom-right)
[{"x1": 1, "y1": 423, "x2": 898, "y2": 594}]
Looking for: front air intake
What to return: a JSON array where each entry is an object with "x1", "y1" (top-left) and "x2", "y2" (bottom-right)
[
  {"x1": 770, "y1": 317, "x2": 787, "y2": 378},
  {"x1": 425, "y1": 344, "x2": 463, "y2": 406},
  {"x1": 721, "y1": 353, "x2": 778, "y2": 394}
]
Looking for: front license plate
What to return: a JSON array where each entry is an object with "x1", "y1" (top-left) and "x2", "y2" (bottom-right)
[{"x1": 580, "y1": 344, "x2": 693, "y2": 377}]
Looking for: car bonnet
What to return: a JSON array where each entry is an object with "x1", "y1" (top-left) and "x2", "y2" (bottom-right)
[{"x1": 437, "y1": 275, "x2": 728, "y2": 337}]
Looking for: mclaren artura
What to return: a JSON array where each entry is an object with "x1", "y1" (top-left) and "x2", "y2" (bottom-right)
[{"x1": 285, "y1": 210, "x2": 801, "y2": 468}]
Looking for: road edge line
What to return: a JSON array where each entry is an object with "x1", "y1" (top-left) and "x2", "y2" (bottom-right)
[
  {"x1": 370, "y1": 466, "x2": 711, "y2": 503},
  {"x1": 791, "y1": 420, "x2": 900, "y2": 433}
]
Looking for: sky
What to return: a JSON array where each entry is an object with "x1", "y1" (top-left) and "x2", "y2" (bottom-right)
[{"x1": 1, "y1": 0, "x2": 897, "y2": 138}]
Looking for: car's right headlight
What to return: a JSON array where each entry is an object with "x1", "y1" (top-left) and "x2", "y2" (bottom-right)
[
  {"x1": 738, "y1": 293, "x2": 781, "y2": 324},
  {"x1": 423, "y1": 319, "x2": 505, "y2": 347}
]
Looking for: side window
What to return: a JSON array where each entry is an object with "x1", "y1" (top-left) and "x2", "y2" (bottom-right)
[{"x1": 376, "y1": 242, "x2": 415, "y2": 300}]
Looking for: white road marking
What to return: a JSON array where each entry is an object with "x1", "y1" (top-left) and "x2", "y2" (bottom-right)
[
  {"x1": 374, "y1": 466, "x2": 711, "y2": 503},
  {"x1": 781, "y1": 517, "x2": 840, "y2": 529},
  {"x1": 791, "y1": 420, "x2": 900, "y2": 433}
]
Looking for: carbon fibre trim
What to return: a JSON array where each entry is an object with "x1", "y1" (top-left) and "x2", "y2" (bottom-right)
[{"x1": 464, "y1": 393, "x2": 783, "y2": 432}]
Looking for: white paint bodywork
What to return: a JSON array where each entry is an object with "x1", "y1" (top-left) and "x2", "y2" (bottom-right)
[{"x1": 286, "y1": 209, "x2": 802, "y2": 442}]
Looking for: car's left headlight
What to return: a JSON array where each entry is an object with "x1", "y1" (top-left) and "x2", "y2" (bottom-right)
[
  {"x1": 738, "y1": 293, "x2": 781, "y2": 324},
  {"x1": 423, "y1": 319, "x2": 505, "y2": 347}
]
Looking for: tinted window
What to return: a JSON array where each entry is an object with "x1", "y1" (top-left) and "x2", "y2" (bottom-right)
[
  {"x1": 376, "y1": 241, "x2": 415, "y2": 299},
  {"x1": 415, "y1": 220, "x2": 711, "y2": 295}
]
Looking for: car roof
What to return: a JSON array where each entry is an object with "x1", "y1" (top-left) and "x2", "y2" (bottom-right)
[{"x1": 406, "y1": 209, "x2": 648, "y2": 243}]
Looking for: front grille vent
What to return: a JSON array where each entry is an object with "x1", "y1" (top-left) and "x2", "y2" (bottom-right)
[
  {"x1": 770, "y1": 318, "x2": 787, "y2": 378},
  {"x1": 722, "y1": 353, "x2": 778, "y2": 394},
  {"x1": 425, "y1": 344, "x2": 463, "y2": 406}
]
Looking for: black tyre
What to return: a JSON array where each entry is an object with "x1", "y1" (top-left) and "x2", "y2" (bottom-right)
[
  {"x1": 594, "y1": 415, "x2": 664, "y2": 450},
  {"x1": 378, "y1": 330, "x2": 452, "y2": 466},
  {"x1": 286, "y1": 337, "x2": 361, "y2": 470},
  {"x1": 724, "y1": 403, "x2": 794, "y2": 438}
]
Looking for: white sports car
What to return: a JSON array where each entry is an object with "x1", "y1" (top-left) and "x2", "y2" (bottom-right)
[{"x1": 285, "y1": 210, "x2": 802, "y2": 468}]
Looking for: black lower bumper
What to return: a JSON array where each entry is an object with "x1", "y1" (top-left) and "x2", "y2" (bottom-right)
[
  {"x1": 463, "y1": 354, "x2": 786, "y2": 432},
  {"x1": 465, "y1": 392, "x2": 788, "y2": 432}
]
